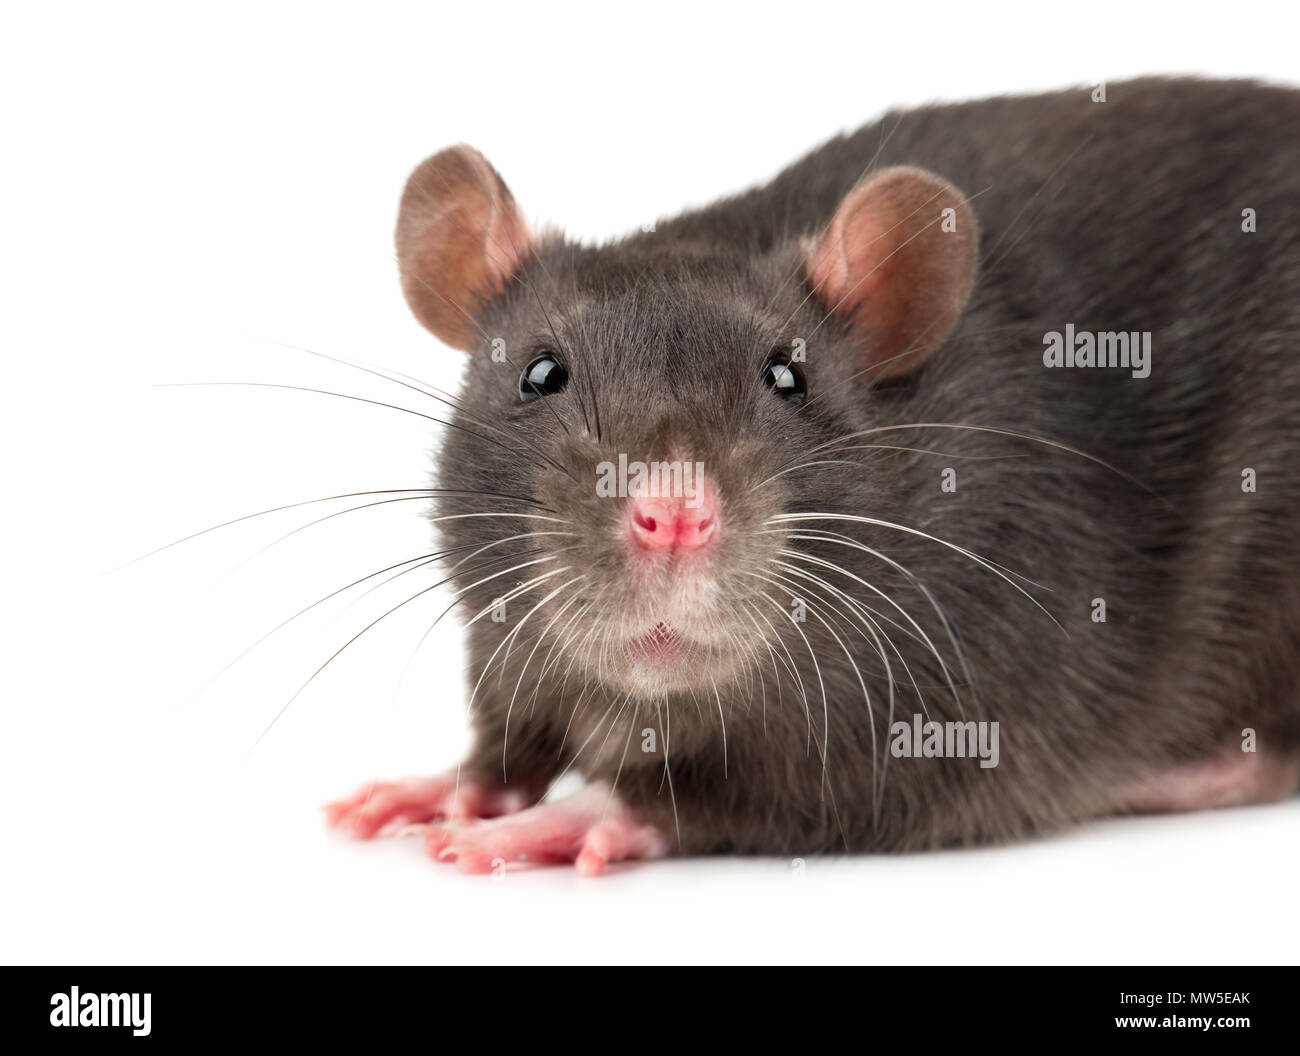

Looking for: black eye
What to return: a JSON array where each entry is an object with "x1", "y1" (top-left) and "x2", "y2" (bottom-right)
[
  {"x1": 761, "y1": 352, "x2": 806, "y2": 404},
  {"x1": 519, "y1": 353, "x2": 569, "y2": 403}
]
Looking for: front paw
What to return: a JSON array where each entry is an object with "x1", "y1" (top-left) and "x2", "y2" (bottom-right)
[
  {"x1": 423, "y1": 783, "x2": 670, "y2": 876},
  {"x1": 324, "y1": 769, "x2": 534, "y2": 839}
]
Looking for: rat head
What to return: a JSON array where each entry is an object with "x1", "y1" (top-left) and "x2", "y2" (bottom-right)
[{"x1": 396, "y1": 145, "x2": 978, "y2": 701}]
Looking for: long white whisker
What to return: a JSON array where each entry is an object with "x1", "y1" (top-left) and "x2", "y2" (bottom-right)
[
  {"x1": 767, "y1": 512, "x2": 1064, "y2": 634},
  {"x1": 463, "y1": 567, "x2": 575, "y2": 723},
  {"x1": 774, "y1": 549, "x2": 944, "y2": 716},
  {"x1": 757, "y1": 421, "x2": 1162, "y2": 505},
  {"x1": 501, "y1": 582, "x2": 588, "y2": 767},
  {"x1": 756, "y1": 589, "x2": 829, "y2": 764},
  {"x1": 742, "y1": 599, "x2": 812, "y2": 747},
  {"x1": 773, "y1": 527, "x2": 976, "y2": 713},
  {"x1": 752, "y1": 572, "x2": 878, "y2": 798}
]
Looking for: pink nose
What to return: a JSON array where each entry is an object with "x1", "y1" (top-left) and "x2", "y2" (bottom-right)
[{"x1": 628, "y1": 493, "x2": 719, "y2": 551}]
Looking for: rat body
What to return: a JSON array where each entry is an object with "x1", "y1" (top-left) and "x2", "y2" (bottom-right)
[{"x1": 327, "y1": 77, "x2": 1300, "y2": 873}]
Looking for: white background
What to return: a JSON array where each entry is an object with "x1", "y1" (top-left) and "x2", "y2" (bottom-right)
[{"x1": 3, "y1": 1, "x2": 1297, "y2": 965}]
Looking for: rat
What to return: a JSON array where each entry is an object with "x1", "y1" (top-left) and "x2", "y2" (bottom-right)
[{"x1": 325, "y1": 77, "x2": 1300, "y2": 875}]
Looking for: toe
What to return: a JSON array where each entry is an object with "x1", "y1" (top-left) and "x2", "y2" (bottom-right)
[{"x1": 574, "y1": 841, "x2": 607, "y2": 877}]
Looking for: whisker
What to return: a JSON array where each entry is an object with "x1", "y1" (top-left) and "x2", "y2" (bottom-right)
[
  {"x1": 275, "y1": 342, "x2": 581, "y2": 481},
  {"x1": 233, "y1": 494, "x2": 438, "y2": 569},
  {"x1": 752, "y1": 571, "x2": 879, "y2": 797},
  {"x1": 501, "y1": 580, "x2": 587, "y2": 772},
  {"x1": 756, "y1": 421, "x2": 1163, "y2": 504},
  {"x1": 654, "y1": 697, "x2": 680, "y2": 845},
  {"x1": 768, "y1": 513, "x2": 1059, "y2": 629},
  {"x1": 710, "y1": 677, "x2": 727, "y2": 779},
  {"x1": 774, "y1": 546, "x2": 954, "y2": 713},
  {"x1": 403, "y1": 557, "x2": 575, "y2": 693},
  {"x1": 742, "y1": 600, "x2": 813, "y2": 748},
  {"x1": 769, "y1": 559, "x2": 915, "y2": 715},
  {"x1": 524, "y1": 600, "x2": 593, "y2": 716},
  {"x1": 605, "y1": 706, "x2": 640, "y2": 819},
  {"x1": 460, "y1": 566, "x2": 574, "y2": 692},
  {"x1": 552, "y1": 691, "x2": 629, "y2": 787},
  {"x1": 245, "y1": 552, "x2": 561, "y2": 755},
  {"x1": 353, "y1": 534, "x2": 568, "y2": 615},
  {"x1": 758, "y1": 447, "x2": 1028, "y2": 486},
  {"x1": 113, "y1": 487, "x2": 436, "y2": 571},
  {"x1": 182, "y1": 550, "x2": 442, "y2": 707},
  {"x1": 158, "y1": 380, "x2": 581, "y2": 484},
  {"x1": 756, "y1": 589, "x2": 829, "y2": 764},
  {"x1": 776, "y1": 527, "x2": 979, "y2": 716}
]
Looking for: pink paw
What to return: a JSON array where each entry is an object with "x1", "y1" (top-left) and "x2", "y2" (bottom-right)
[
  {"x1": 324, "y1": 770, "x2": 533, "y2": 839},
  {"x1": 422, "y1": 784, "x2": 669, "y2": 876}
]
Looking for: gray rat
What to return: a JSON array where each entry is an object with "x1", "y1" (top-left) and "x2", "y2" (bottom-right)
[{"x1": 326, "y1": 76, "x2": 1300, "y2": 874}]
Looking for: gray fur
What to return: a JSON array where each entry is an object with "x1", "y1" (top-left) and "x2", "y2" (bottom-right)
[{"x1": 423, "y1": 77, "x2": 1300, "y2": 854}]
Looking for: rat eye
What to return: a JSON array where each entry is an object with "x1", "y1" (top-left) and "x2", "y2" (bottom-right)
[
  {"x1": 761, "y1": 352, "x2": 806, "y2": 404},
  {"x1": 519, "y1": 353, "x2": 569, "y2": 403}
]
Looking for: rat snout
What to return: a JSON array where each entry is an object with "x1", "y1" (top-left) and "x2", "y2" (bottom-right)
[
  {"x1": 575, "y1": 452, "x2": 769, "y2": 695},
  {"x1": 627, "y1": 493, "x2": 718, "y2": 551},
  {"x1": 626, "y1": 475, "x2": 719, "y2": 553}
]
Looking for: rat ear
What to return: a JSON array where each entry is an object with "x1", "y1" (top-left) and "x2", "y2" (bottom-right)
[
  {"x1": 804, "y1": 165, "x2": 978, "y2": 381},
  {"x1": 396, "y1": 145, "x2": 533, "y2": 350}
]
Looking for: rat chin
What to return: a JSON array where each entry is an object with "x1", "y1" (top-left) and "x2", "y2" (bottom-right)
[{"x1": 607, "y1": 621, "x2": 751, "y2": 697}]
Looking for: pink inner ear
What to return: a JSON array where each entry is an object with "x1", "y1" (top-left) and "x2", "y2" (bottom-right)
[
  {"x1": 804, "y1": 166, "x2": 978, "y2": 381},
  {"x1": 475, "y1": 190, "x2": 532, "y2": 296},
  {"x1": 396, "y1": 145, "x2": 534, "y2": 350},
  {"x1": 806, "y1": 197, "x2": 905, "y2": 315}
]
